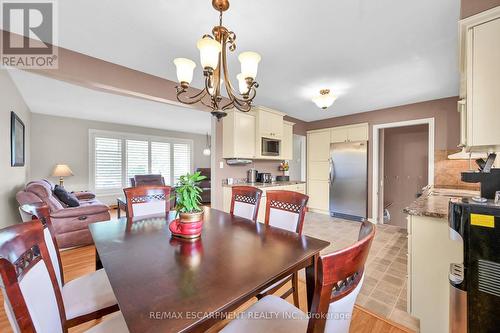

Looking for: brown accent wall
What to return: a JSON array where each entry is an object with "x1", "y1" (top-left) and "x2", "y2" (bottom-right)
[
  {"x1": 383, "y1": 125, "x2": 429, "y2": 228},
  {"x1": 307, "y1": 96, "x2": 461, "y2": 217},
  {"x1": 461, "y1": 0, "x2": 500, "y2": 18}
]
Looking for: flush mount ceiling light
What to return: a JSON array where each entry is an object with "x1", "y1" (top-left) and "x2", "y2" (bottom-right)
[
  {"x1": 312, "y1": 89, "x2": 337, "y2": 110},
  {"x1": 173, "y1": 0, "x2": 261, "y2": 120}
]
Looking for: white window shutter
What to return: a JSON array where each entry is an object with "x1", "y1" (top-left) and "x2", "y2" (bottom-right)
[
  {"x1": 151, "y1": 141, "x2": 171, "y2": 185},
  {"x1": 94, "y1": 137, "x2": 122, "y2": 190},
  {"x1": 126, "y1": 140, "x2": 149, "y2": 186}
]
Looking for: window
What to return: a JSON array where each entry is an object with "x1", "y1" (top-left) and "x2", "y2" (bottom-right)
[{"x1": 90, "y1": 130, "x2": 193, "y2": 192}]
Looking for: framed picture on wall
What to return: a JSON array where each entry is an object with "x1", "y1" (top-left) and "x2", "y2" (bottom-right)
[{"x1": 11, "y1": 111, "x2": 25, "y2": 167}]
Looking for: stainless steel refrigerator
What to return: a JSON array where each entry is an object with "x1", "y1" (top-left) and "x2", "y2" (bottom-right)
[{"x1": 329, "y1": 141, "x2": 368, "y2": 221}]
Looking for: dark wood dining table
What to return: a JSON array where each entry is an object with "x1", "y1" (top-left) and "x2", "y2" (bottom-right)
[{"x1": 89, "y1": 207, "x2": 330, "y2": 333}]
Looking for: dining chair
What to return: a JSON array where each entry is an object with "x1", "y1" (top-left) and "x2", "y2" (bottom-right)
[
  {"x1": 123, "y1": 185, "x2": 171, "y2": 218},
  {"x1": 0, "y1": 221, "x2": 128, "y2": 333},
  {"x1": 19, "y1": 203, "x2": 119, "y2": 328},
  {"x1": 257, "y1": 190, "x2": 309, "y2": 306},
  {"x1": 230, "y1": 186, "x2": 263, "y2": 222},
  {"x1": 221, "y1": 221, "x2": 376, "y2": 333}
]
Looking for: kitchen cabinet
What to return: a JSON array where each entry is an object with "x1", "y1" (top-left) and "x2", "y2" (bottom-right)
[
  {"x1": 222, "y1": 183, "x2": 307, "y2": 223},
  {"x1": 307, "y1": 129, "x2": 331, "y2": 212},
  {"x1": 407, "y1": 214, "x2": 463, "y2": 333},
  {"x1": 256, "y1": 106, "x2": 284, "y2": 139},
  {"x1": 222, "y1": 109, "x2": 256, "y2": 159},
  {"x1": 330, "y1": 123, "x2": 369, "y2": 143},
  {"x1": 281, "y1": 121, "x2": 294, "y2": 160},
  {"x1": 459, "y1": 8, "x2": 500, "y2": 151}
]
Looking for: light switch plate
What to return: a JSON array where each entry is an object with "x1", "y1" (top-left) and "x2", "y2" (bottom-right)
[{"x1": 219, "y1": 161, "x2": 224, "y2": 169}]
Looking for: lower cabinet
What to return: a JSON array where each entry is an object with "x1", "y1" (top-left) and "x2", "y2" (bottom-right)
[
  {"x1": 222, "y1": 184, "x2": 306, "y2": 223},
  {"x1": 307, "y1": 181, "x2": 329, "y2": 212},
  {"x1": 407, "y1": 215, "x2": 463, "y2": 333}
]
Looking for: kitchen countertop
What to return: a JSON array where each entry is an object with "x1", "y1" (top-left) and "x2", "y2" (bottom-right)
[
  {"x1": 403, "y1": 185, "x2": 479, "y2": 219},
  {"x1": 222, "y1": 180, "x2": 306, "y2": 188}
]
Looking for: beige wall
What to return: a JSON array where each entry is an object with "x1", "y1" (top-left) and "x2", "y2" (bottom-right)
[
  {"x1": 461, "y1": 0, "x2": 500, "y2": 18},
  {"x1": 0, "y1": 70, "x2": 31, "y2": 227},
  {"x1": 30, "y1": 114, "x2": 210, "y2": 193}
]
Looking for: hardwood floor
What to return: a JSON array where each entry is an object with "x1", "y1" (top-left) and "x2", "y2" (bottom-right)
[{"x1": 0, "y1": 245, "x2": 414, "y2": 333}]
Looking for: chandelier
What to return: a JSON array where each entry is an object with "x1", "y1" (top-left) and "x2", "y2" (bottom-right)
[{"x1": 173, "y1": 0, "x2": 261, "y2": 120}]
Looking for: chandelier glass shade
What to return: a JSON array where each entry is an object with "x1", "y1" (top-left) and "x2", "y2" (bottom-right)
[
  {"x1": 312, "y1": 89, "x2": 337, "y2": 109},
  {"x1": 173, "y1": 0, "x2": 261, "y2": 119}
]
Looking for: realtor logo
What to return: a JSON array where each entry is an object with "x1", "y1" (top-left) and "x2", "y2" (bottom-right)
[{"x1": 1, "y1": 0, "x2": 58, "y2": 68}]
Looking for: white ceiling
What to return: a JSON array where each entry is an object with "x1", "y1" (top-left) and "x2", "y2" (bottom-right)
[
  {"x1": 19, "y1": 0, "x2": 461, "y2": 122},
  {"x1": 8, "y1": 69, "x2": 212, "y2": 134}
]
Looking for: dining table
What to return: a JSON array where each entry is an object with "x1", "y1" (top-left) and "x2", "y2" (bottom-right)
[{"x1": 89, "y1": 207, "x2": 330, "y2": 333}]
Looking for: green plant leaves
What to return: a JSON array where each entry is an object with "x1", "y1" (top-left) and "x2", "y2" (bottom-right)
[{"x1": 173, "y1": 171, "x2": 207, "y2": 213}]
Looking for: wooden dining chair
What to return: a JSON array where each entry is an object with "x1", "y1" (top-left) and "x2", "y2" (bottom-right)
[
  {"x1": 230, "y1": 186, "x2": 263, "y2": 222},
  {"x1": 0, "y1": 221, "x2": 128, "y2": 333},
  {"x1": 221, "y1": 221, "x2": 376, "y2": 333},
  {"x1": 19, "y1": 203, "x2": 119, "y2": 329},
  {"x1": 123, "y1": 185, "x2": 171, "y2": 218},
  {"x1": 257, "y1": 190, "x2": 309, "y2": 306}
]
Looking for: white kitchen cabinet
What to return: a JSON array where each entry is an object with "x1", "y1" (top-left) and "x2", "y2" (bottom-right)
[
  {"x1": 222, "y1": 109, "x2": 256, "y2": 159},
  {"x1": 330, "y1": 123, "x2": 369, "y2": 143},
  {"x1": 307, "y1": 129, "x2": 331, "y2": 213},
  {"x1": 281, "y1": 121, "x2": 294, "y2": 160},
  {"x1": 460, "y1": 8, "x2": 500, "y2": 151},
  {"x1": 407, "y1": 214, "x2": 463, "y2": 333},
  {"x1": 256, "y1": 106, "x2": 284, "y2": 139}
]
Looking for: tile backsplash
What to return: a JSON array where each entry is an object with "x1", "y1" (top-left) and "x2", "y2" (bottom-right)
[{"x1": 434, "y1": 150, "x2": 480, "y2": 190}]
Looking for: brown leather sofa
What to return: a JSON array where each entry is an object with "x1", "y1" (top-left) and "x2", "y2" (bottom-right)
[{"x1": 16, "y1": 180, "x2": 110, "y2": 248}]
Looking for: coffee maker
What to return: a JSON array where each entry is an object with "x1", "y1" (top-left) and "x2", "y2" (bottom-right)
[{"x1": 461, "y1": 153, "x2": 500, "y2": 201}]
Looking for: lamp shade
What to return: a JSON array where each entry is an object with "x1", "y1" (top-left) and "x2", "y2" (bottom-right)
[
  {"x1": 238, "y1": 51, "x2": 261, "y2": 80},
  {"x1": 236, "y1": 74, "x2": 249, "y2": 94},
  {"x1": 202, "y1": 148, "x2": 211, "y2": 156},
  {"x1": 52, "y1": 164, "x2": 73, "y2": 177},
  {"x1": 173, "y1": 58, "x2": 196, "y2": 84},
  {"x1": 197, "y1": 37, "x2": 222, "y2": 70},
  {"x1": 312, "y1": 90, "x2": 337, "y2": 109}
]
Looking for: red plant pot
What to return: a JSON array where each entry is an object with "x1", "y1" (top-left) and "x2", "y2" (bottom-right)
[{"x1": 169, "y1": 211, "x2": 204, "y2": 239}]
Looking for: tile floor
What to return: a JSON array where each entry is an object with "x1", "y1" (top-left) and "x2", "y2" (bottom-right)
[{"x1": 302, "y1": 212, "x2": 420, "y2": 332}]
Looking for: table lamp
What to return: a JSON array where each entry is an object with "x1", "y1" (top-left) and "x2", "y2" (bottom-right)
[{"x1": 52, "y1": 164, "x2": 73, "y2": 187}]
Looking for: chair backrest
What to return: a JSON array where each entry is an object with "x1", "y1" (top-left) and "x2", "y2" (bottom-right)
[
  {"x1": 0, "y1": 221, "x2": 66, "y2": 333},
  {"x1": 19, "y1": 203, "x2": 64, "y2": 288},
  {"x1": 230, "y1": 186, "x2": 263, "y2": 222},
  {"x1": 123, "y1": 186, "x2": 171, "y2": 218},
  {"x1": 131, "y1": 174, "x2": 165, "y2": 187},
  {"x1": 307, "y1": 221, "x2": 376, "y2": 333},
  {"x1": 264, "y1": 190, "x2": 309, "y2": 234}
]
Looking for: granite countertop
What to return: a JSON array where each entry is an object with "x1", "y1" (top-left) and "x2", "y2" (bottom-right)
[
  {"x1": 222, "y1": 180, "x2": 306, "y2": 188},
  {"x1": 403, "y1": 185, "x2": 479, "y2": 219}
]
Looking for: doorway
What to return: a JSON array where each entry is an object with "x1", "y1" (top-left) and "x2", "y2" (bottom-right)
[
  {"x1": 289, "y1": 134, "x2": 306, "y2": 181},
  {"x1": 372, "y1": 118, "x2": 435, "y2": 225},
  {"x1": 380, "y1": 125, "x2": 429, "y2": 227}
]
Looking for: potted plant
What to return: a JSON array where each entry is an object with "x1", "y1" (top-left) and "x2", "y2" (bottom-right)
[{"x1": 169, "y1": 171, "x2": 207, "y2": 239}]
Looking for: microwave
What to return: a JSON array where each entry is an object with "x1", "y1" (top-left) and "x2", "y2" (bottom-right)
[{"x1": 262, "y1": 138, "x2": 281, "y2": 156}]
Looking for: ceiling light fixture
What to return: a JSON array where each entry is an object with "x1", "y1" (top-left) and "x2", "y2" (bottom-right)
[
  {"x1": 173, "y1": 0, "x2": 261, "y2": 120},
  {"x1": 312, "y1": 89, "x2": 336, "y2": 110}
]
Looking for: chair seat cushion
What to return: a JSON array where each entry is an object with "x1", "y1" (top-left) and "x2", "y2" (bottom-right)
[
  {"x1": 63, "y1": 269, "x2": 117, "y2": 320},
  {"x1": 259, "y1": 275, "x2": 291, "y2": 294},
  {"x1": 220, "y1": 295, "x2": 308, "y2": 333},
  {"x1": 85, "y1": 311, "x2": 128, "y2": 333}
]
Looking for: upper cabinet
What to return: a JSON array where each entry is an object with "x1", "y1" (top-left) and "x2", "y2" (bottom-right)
[
  {"x1": 256, "y1": 106, "x2": 285, "y2": 139},
  {"x1": 330, "y1": 123, "x2": 369, "y2": 143},
  {"x1": 460, "y1": 7, "x2": 500, "y2": 151},
  {"x1": 222, "y1": 110, "x2": 256, "y2": 159},
  {"x1": 222, "y1": 106, "x2": 293, "y2": 160}
]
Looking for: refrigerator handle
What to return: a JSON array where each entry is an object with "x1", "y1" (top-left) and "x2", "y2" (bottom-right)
[{"x1": 329, "y1": 158, "x2": 335, "y2": 183}]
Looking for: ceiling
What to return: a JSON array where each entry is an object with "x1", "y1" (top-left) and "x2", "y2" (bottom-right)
[
  {"x1": 8, "y1": 69, "x2": 212, "y2": 134},
  {"x1": 17, "y1": 0, "x2": 461, "y2": 122}
]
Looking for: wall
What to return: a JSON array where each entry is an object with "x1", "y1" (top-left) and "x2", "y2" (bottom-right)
[
  {"x1": 461, "y1": 0, "x2": 500, "y2": 18},
  {"x1": 30, "y1": 114, "x2": 210, "y2": 193},
  {"x1": 383, "y1": 125, "x2": 429, "y2": 228},
  {"x1": 0, "y1": 70, "x2": 31, "y2": 227},
  {"x1": 307, "y1": 96, "x2": 461, "y2": 218}
]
